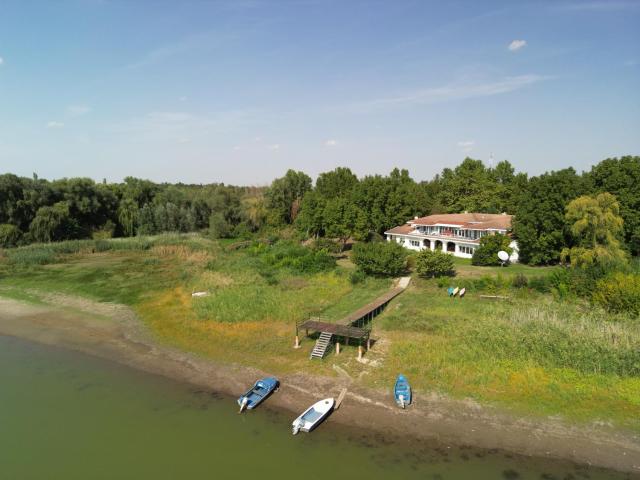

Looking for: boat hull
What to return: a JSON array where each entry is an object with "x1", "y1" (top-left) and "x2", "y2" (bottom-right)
[
  {"x1": 292, "y1": 398, "x2": 335, "y2": 434},
  {"x1": 237, "y1": 377, "x2": 279, "y2": 411}
]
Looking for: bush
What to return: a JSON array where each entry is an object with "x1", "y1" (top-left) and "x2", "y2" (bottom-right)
[
  {"x1": 311, "y1": 238, "x2": 342, "y2": 254},
  {"x1": 472, "y1": 233, "x2": 512, "y2": 266},
  {"x1": 349, "y1": 269, "x2": 366, "y2": 284},
  {"x1": 351, "y1": 241, "x2": 408, "y2": 276},
  {"x1": 512, "y1": 273, "x2": 529, "y2": 289},
  {"x1": 253, "y1": 241, "x2": 336, "y2": 275},
  {"x1": 415, "y1": 249, "x2": 455, "y2": 278},
  {"x1": 592, "y1": 272, "x2": 640, "y2": 316},
  {"x1": 0, "y1": 224, "x2": 22, "y2": 248}
]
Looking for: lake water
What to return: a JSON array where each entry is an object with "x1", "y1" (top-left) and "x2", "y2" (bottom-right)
[{"x1": 0, "y1": 336, "x2": 632, "y2": 480}]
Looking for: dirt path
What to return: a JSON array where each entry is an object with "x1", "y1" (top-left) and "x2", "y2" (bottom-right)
[{"x1": 0, "y1": 294, "x2": 638, "y2": 474}]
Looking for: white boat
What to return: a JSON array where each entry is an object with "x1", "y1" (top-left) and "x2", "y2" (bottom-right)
[{"x1": 291, "y1": 398, "x2": 334, "y2": 435}]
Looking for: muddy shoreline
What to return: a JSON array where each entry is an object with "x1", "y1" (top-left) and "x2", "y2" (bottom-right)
[{"x1": 0, "y1": 295, "x2": 638, "y2": 474}]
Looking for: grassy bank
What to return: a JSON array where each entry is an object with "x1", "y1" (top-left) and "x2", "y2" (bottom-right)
[{"x1": 0, "y1": 235, "x2": 638, "y2": 430}]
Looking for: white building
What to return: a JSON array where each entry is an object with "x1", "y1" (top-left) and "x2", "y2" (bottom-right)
[{"x1": 385, "y1": 212, "x2": 519, "y2": 262}]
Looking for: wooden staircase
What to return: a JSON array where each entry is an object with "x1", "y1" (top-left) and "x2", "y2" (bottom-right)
[{"x1": 310, "y1": 332, "x2": 333, "y2": 359}]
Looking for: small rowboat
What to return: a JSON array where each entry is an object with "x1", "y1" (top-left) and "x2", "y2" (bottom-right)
[
  {"x1": 292, "y1": 398, "x2": 335, "y2": 435},
  {"x1": 452, "y1": 287, "x2": 459, "y2": 297},
  {"x1": 394, "y1": 374, "x2": 411, "y2": 409},
  {"x1": 237, "y1": 377, "x2": 279, "y2": 413},
  {"x1": 447, "y1": 287, "x2": 454, "y2": 297},
  {"x1": 459, "y1": 287, "x2": 466, "y2": 297}
]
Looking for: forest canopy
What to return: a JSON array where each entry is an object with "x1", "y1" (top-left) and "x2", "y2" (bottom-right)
[{"x1": 1, "y1": 156, "x2": 638, "y2": 264}]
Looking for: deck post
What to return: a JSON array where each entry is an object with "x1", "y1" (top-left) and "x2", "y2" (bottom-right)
[
  {"x1": 358, "y1": 345, "x2": 363, "y2": 360},
  {"x1": 336, "y1": 342, "x2": 340, "y2": 355},
  {"x1": 366, "y1": 338, "x2": 371, "y2": 351},
  {"x1": 294, "y1": 335, "x2": 300, "y2": 349}
]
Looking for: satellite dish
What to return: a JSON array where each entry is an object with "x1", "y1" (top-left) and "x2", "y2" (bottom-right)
[{"x1": 498, "y1": 250, "x2": 509, "y2": 262}]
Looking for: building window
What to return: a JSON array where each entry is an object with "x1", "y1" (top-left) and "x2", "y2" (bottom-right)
[
  {"x1": 459, "y1": 246, "x2": 475, "y2": 255},
  {"x1": 410, "y1": 240, "x2": 420, "y2": 247}
]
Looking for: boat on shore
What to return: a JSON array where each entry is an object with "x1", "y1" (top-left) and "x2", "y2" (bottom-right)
[
  {"x1": 237, "y1": 377, "x2": 279, "y2": 413},
  {"x1": 292, "y1": 398, "x2": 335, "y2": 435},
  {"x1": 394, "y1": 375, "x2": 411, "y2": 409}
]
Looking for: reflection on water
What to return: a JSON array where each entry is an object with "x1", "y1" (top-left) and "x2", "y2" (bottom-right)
[{"x1": 0, "y1": 336, "x2": 633, "y2": 480}]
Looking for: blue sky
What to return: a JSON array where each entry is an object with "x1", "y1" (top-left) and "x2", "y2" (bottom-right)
[{"x1": 0, "y1": 0, "x2": 638, "y2": 185}]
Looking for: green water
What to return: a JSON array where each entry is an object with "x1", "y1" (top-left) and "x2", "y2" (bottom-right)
[{"x1": 0, "y1": 336, "x2": 632, "y2": 480}]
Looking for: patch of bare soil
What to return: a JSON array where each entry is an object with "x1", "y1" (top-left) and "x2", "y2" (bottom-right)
[{"x1": 0, "y1": 294, "x2": 638, "y2": 474}]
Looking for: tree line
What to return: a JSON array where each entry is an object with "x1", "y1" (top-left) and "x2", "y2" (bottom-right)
[{"x1": 1, "y1": 156, "x2": 638, "y2": 265}]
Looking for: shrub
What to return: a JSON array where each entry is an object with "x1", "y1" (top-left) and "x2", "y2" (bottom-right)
[
  {"x1": 349, "y1": 269, "x2": 366, "y2": 284},
  {"x1": 253, "y1": 241, "x2": 336, "y2": 275},
  {"x1": 311, "y1": 238, "x2": 342, "y2": 254},
  {"x1": 0, "y1": 224, "x2": 22, "y2": 248},
  {"x1": 472, "y1": 233, "x2": 512, "y2": 266},
  {"x1": 415, "y1": 249, "x2": 455, "y2": 278},
  {"x1": 592, "y1": 272, "x2": 640, "y2": 316},
  {"x1": 512, "y1": 273, "x2": 529, "y2": 289},
  {"x1": 351, "y1": 241, "x2": 408, "y2": 276}
]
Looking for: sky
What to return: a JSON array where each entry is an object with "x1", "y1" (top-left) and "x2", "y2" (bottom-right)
[{"x1": 0, "y1": 0, "x2": 638, "y2": 185}]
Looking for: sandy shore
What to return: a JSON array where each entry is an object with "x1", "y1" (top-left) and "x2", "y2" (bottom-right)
[{"x1": 0, "y1": 294, "x2": 638, "y2": 474}]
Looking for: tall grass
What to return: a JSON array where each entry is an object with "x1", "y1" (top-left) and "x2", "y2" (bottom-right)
[{"x1": 380, "y1": 281, "x2": 640, "y2": 377}]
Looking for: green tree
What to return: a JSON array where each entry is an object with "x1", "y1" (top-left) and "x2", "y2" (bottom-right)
[
  {"x1": 472, "y1": 233, "x2": 513, "y2": 266},
  {"x1": 513, "y1": 168, "x2": 587, "y2": 265},
  {"x1": 560, "y1": 193, "x2": 627, "y2": 269},
  {"x1": 117, "y1": 197, "x2": 138, "y2": 237},
  {"x1": 323, "y1": 197, "x2": 363, "y2": 250},
  {"x1": 588, "y1": 156, "x2": 640, "y2": 255},
  {"x1": 28, "y1": 202, "x2": 75, "y2": 243},
  {"x1": 351, "y1": 241, "x2": 408, "y2": 276},
  {"x1": 415, "y1": 249, "x2": 455, "y2": 277},
  {"x1": 265, "y1": 170, "x2": 312, "y2": 225},
  {"x1": 0, "y1": 224, "x2": 23, "y2": 247},
  {"x1": 315, "y1": 167, "x2": 358, "y2": 198},
  {"x1": 295, "y1": 190, "x2": 326, "y2": 238},
  {"x1": 592, "y1": 272, "x2": 640, "y2": 316}
]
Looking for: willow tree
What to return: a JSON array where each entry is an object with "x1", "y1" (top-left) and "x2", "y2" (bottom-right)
[{"x1": 561, "y1": 192, "x2": 627, "y2": 269}]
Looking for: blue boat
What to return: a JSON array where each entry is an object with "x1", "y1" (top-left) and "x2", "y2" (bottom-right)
[
  {"x1": 394, "y1": 374, "x2": 411, "y2": 409},
  {"x1": 237, "y1": 377, "x2": 279, "y2": 413}
]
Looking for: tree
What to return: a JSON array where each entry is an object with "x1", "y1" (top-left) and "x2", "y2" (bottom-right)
[
  {"x1": 560, "y1": 193, "x2": 627, "y2": 269},
  {"x1": 472, "y1": 233, "x2": 513, "y2": 266},
  {"x1": 322, "y1": 197, "x2": 363, "y2": 250},
  {"x1": 315, "y1": 167, "x2": 358, "y2": 198},
  {"x1": 437, "y1": 158, "x2": 500, "y2": 213},
  {"x1": 265, "y1": 170, "x2": 312, "y2": 225},
  {"x1": 588, "y1": 156, "x2": 640, "y2": 255},
  {"x1": 415, "y1": 249, "x2": 455, "y2": 277},
  {"x1": 0, "y1": 224, "x2": 22, "y2": 248},
  {"x1": 117, "y1": 197, "x2": 138, "y2": 237},
  {"x1": 351, "y1": 241, "x2": 408, "y2": 276},
  {"x1": 295, "y1": 190, "x2": 326, "y2": 238},
  {"x1": 28, "y1": 202, "x2": 75, "y2": 243},
  {"x1": 512, "y1": 168, "x2": 587, "y2": 265}
]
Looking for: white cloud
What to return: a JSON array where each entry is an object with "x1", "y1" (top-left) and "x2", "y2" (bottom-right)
[
  {"x1": 267, "y1": 144, "x2": 280, "y2": 151},
  {"x1": 457, "y1": 140, "x2": 475, "y2": 153},
  {"x1": 46, "y1": 121, "x2": 65, "y2": 129},
  {"x1": 0, "y1": 57, "x2": 4, "y2": 66},
  {"x1": 324, "y1": 139, "x2": 337, "y2": 147},
  {"x1": 508, "y1": 39, "x2": 527, "y2": 52},
  {"x1": 348, "y1": 74, "x2": 549, "y2": 112},
  {"x1": 67, "y1": 104, "x2": 91, "y2": 116}
]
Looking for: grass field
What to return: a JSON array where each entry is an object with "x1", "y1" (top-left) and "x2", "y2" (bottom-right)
[{"x1": 0, "y1": 234, "x2": 638, "y2": 430}]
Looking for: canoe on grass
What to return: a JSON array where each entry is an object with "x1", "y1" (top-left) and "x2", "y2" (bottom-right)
[
  {"x1": 394, "y1": 374, "x2": 411, "y2": 409},
  {"x1": 292, "y1": 398, "x2": 335, "y2": 435},
  {"x1": 237, "y1": 377, "x2": 279, "y2": 413}
]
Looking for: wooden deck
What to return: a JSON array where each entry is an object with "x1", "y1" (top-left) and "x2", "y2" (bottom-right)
[{"x1": 298, "y1": 277, "x2": 410, "y2": 359}]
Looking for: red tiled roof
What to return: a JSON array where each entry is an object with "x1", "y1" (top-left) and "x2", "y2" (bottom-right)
[
  {"x1": 409, "y1": 213, "x2": 512, "y2": 230},
  {"x1": 385, "y1": 224, "x2": 414, "y2": 235}
]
